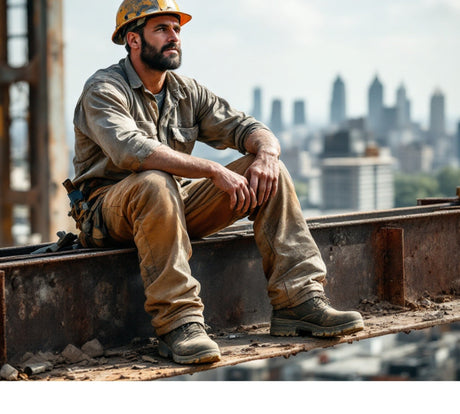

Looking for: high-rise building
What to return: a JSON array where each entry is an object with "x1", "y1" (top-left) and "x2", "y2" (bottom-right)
[
  {"x1": 368, "y1": 75, "x2": 383, "y2": 134},
  {"x1": 396, "y1": 83, "x2": 411, "y2": 129},
  {"x1": 251, "y1": 87, "x2": 262, "y2": 121},
  {"x1": 330, "y1": 75, "x2": 346, "y2": 126},
  {"x1": 293, "y1": 100, "x2": 306, "y2": 126},
  {"x1": 429, "y1": 88, "x2": 446, "y2": 141},
  {"x1": 457, "y1": 121, "x2": 460, "y2": 163},
  {"x1": 269, "y1": 99, "x2": 284, "y2": 135},
  {"x1": 397, "y1": 142, "x2": 434, "y2": 174},
  {"x1": 321, "y1": 152, "x2": 394, "y2": 212}
]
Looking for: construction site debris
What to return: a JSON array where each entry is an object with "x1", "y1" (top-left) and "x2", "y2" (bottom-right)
[
  {"x1": 0, "y1": 364, "x2": 18, "y2": 381},
  {"x1": 24, "y1": 361, "x2": 53, "y2": 376},
  {"x1": 82, "y1": 339, "x2": 104, "y2": 358},
  {"x1": 61, "y1": 344, "x2": 92, "y2": 364},
  {"x1": 141, "y1": 355, "x2": 159, "y2": 364}
]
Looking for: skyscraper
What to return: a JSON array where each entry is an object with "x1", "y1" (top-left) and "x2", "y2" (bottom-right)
[
  {"x1": 293, "y1": 100, "x2": 306, "y2": 126},
  {"x1": 368, "y1": 75, "x2": 383, "y2": 134},
  {"x1": 269, "y1": 99, "x2": 284, "y2": 135},
  {"x1": 396, "y1": 83, "x2": 411, "y2": 129},
  {"x1": 251, "y1": 87, "x2": 262, "y2": 121},
  {"x1": 457, "y1": 122, "x2": 460, "y2": 163},
  {"x1": 429, "y1": 88, "x2": 446, "y2": 140},
  {"x1": 330, "y1": 75, "x2": 346, "y2": 126}
]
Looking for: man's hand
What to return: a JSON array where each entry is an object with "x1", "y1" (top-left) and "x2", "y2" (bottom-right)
[
  {"x1": 245, "y1": 152, "x2": 280, "y2": 206},
  {"x1": 141, "y1": 145, "x2": 257, "y2": 213},
  {"x1": 210, "y1": 166, "x2": 257, "y2": 213},
  {"x1": 244, "y1": 129, "x2": 281, "y2": 206}
]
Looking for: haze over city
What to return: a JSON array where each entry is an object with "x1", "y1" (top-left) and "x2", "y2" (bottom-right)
[{"x1": 64, "y1": 0, "x2": 460, "y2": 132}]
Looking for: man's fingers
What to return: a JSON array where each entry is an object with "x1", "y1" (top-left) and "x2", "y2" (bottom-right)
[
  {"x1": 229, "y1": 191, "x2": 237, "y2": 210},
  {"x1": 236, "y1": 185, "x2": 252, "y2": 212}
]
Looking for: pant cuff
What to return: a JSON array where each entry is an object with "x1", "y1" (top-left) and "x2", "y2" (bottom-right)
[
  {"x1": 271, "y1": 288, "x2": 325, "y2": 311},
  {"x1": 154, "y1": 315, "x2": 205, "y2": 337}
]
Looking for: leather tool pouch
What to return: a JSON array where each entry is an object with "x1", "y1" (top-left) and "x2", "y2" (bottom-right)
[{"x1": 67, "y1": 181, "x2": 112, "y2": 248}]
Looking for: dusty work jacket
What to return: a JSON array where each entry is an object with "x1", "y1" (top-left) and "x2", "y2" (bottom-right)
[{"x1": 72, "y1": 57, "x2": 268, "y2": 187}]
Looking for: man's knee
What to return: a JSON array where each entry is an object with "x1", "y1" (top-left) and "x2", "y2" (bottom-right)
[{"x1": 128, "y1": 170, "x2": 180, "y2": 201}]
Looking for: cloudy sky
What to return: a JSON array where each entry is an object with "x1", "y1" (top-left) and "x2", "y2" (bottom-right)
[{"x1": 64, "y1": 0, "x2": 460, "y2": 131}]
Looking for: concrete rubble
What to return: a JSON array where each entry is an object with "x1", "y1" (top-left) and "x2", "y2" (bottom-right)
[
  {"x1": 0, "y1": 364, "x2": 19, "y2": 381},
  {"x1": 0, "y1": 338, "x2": 117, "y2": 381},
  {"x1": 81, "y1": 339, "x2": 104, "y2": 358}
]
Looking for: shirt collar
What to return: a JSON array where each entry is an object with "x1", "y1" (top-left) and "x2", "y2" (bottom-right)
[
  {"x1": 122, "y1": 57, "x2": 186, "y2": 102},
  {"x1": 123, "y1": 57, "x2": 144, "y2": 90}
]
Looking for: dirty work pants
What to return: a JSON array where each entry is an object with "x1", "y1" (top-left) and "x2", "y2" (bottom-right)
[{"x1": 100, "y1": 154, "x2": 326, "y2": 336}]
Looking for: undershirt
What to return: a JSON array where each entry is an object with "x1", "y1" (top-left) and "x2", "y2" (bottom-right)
[{"x1": 154, "y1": 87, "x2": 166, "y2": 114}]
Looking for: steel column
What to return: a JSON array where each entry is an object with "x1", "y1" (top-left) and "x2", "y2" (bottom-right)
[
  {"x1": 0, "y1": 0, "x2": 13, "y2": 247},
  {"x1": 0, "y1": 0, "x2": 70, "y2": 247},
  {"x1": 0, "y1": 270, "x2": 6, "y2": 365}
]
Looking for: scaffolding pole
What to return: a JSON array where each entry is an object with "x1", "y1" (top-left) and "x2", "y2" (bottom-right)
[{"x1": 0, "y1": 0, "x2": 70, "y2": 247}]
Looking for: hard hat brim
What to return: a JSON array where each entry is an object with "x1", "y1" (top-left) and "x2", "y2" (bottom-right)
[{"x1": 112, "y1": 11, "x2": 192, "y2": 45}]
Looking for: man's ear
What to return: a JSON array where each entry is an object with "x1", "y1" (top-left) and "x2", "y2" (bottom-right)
[{"x1": 126, "y1": 32, "x2": 141, "y2": 51}]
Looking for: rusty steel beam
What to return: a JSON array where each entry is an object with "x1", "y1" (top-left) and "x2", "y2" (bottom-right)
[
  {"x1": 0, "y1": 58, "x2": 39, "y2": 85},
  {"x1": 26, "y1": 0, "x2": 71, "y2": 242},
  {"x1": 1, "y1": 0, "x2": 71, "y2": 247},
  {"x1": 374, "y1": 227, "x2": 406, "y2": 306},
  {"x1": 0, "y1": 0, "x2": 13, "y2": 247},
  {"x1": 0, "y1": 270, "x2": 6, "y2": 365},
  {"x1": 37, "y1": 302, "x2": 460, "y2": 381},
  {"x1": 0, "y1": 203, "x2": 459, "y2": 363}
]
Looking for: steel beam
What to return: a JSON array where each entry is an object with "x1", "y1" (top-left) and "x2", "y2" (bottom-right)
[
  {"x1": 0, "y1": 203, "x2": 459, "y2": 363},
  {"x1": 0, "y1": 0, "x2": 13, "y2": 247},
  {"x1": 0, "y1": 0, "x2": 71, "y2": 247},
  {"x1": 374, "y1": 227, "x2": 406, "y2": 306},
  {"x1": 0, "y1": 270, "x2": 6, "y2": 366}
]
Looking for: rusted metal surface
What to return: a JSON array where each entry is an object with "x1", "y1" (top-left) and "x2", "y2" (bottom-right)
[
  {"x1": 0, "y1": 0, "x2": 13, "y2": 247},
  {"x1": 374, "y1": 227, "x2": 406, "y2": 306},
  {"x1": 0, "y1": 0, "x2": 71, "y2": 247},
  {"x1": 308, "y1": 203, "x2": 460, "y2": 308},
  {"x1": 0, "y1": 203, "x2": 459, "y2": 365},
  {"x1": 22, "y1": 299, "x2": 460, "y2": 381},
  {"x1": 0, "y1": 270, "x2": 6, "y2": 365}
]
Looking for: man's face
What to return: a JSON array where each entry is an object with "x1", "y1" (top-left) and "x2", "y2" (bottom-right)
[{"x1": 138, "y1": 15, "x2": 182, "y2": 71}]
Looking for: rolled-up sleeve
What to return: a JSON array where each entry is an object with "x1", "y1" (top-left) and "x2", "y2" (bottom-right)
[
  {"x1": 194, "y1": 82, "x2": 269, "y2": 154},
  {"x1": 75, "y1": 82, "x2": 161, "y2": 171}
]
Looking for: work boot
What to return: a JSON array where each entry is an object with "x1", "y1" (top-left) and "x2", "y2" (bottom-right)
[
  {"x1": 158, "y1": 322, "x2": 221, "y2": 364},
  {"x1": 270, "y1": 295, "x2": 364, "y2": 337}
]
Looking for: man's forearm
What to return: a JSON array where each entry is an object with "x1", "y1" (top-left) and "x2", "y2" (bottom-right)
[
  {"x1": 139, "y1": 144, "x2": 255, "y2": 212},
  {"x1": 140, "y1": 144, "x2": 221, "y2": 179},
  {"x1": 244, "y1": 129, "x2": 281, "y2": 159}
]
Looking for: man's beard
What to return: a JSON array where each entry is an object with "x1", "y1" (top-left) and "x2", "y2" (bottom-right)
[{"x1": 140, "y1": 36, "x2": 182, "y2": 71}]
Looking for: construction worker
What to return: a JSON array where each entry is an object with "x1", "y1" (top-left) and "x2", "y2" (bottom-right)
[{"x1": 71, "y1": 0, "x2": 364, "y2": 365}]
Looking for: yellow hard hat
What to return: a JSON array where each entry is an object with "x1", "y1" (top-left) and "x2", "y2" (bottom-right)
[{"x1": 112, "y1": 0, "x2": 192, "y2": 45}]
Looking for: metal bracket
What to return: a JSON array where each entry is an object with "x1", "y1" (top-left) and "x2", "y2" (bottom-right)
[{"x1": 374, "y1": 227, "x2": 406, "y2": 306}]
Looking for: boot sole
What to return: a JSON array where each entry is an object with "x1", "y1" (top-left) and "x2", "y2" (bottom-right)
[
  {"x1": 270, "y1": 317, "x2": 364, "y2": 338},
  {"x1": 158, "y1": 340, "x2": 221, "y2": 365}
]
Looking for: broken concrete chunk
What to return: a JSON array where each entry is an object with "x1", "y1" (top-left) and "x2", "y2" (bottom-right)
[
  {"x1": 0, "y1": 364, "x2": 19, "y2": 381},
  {"x1": 61, "y1": 344, "x2": 88, "y2": 364},
  {"x1": 82, "y1": 339, "x2": 104, "y2": 358}
]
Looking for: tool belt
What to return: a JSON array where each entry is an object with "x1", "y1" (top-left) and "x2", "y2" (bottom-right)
[{"x1": 63, "y1": 178, "x2": 114, "y2": 248}]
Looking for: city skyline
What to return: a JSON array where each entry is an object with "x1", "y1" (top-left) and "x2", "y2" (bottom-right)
[
  {"x1": 250, "y1": 76, "x2": 450, "y2": 135},
  {"x1": 64, "y1": 0, "x2": 460, "y2": 133}
]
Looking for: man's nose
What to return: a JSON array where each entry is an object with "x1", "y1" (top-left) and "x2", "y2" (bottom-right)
[{"x1": 167, "y1": 28, "x2": 180, "y2": 42}]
